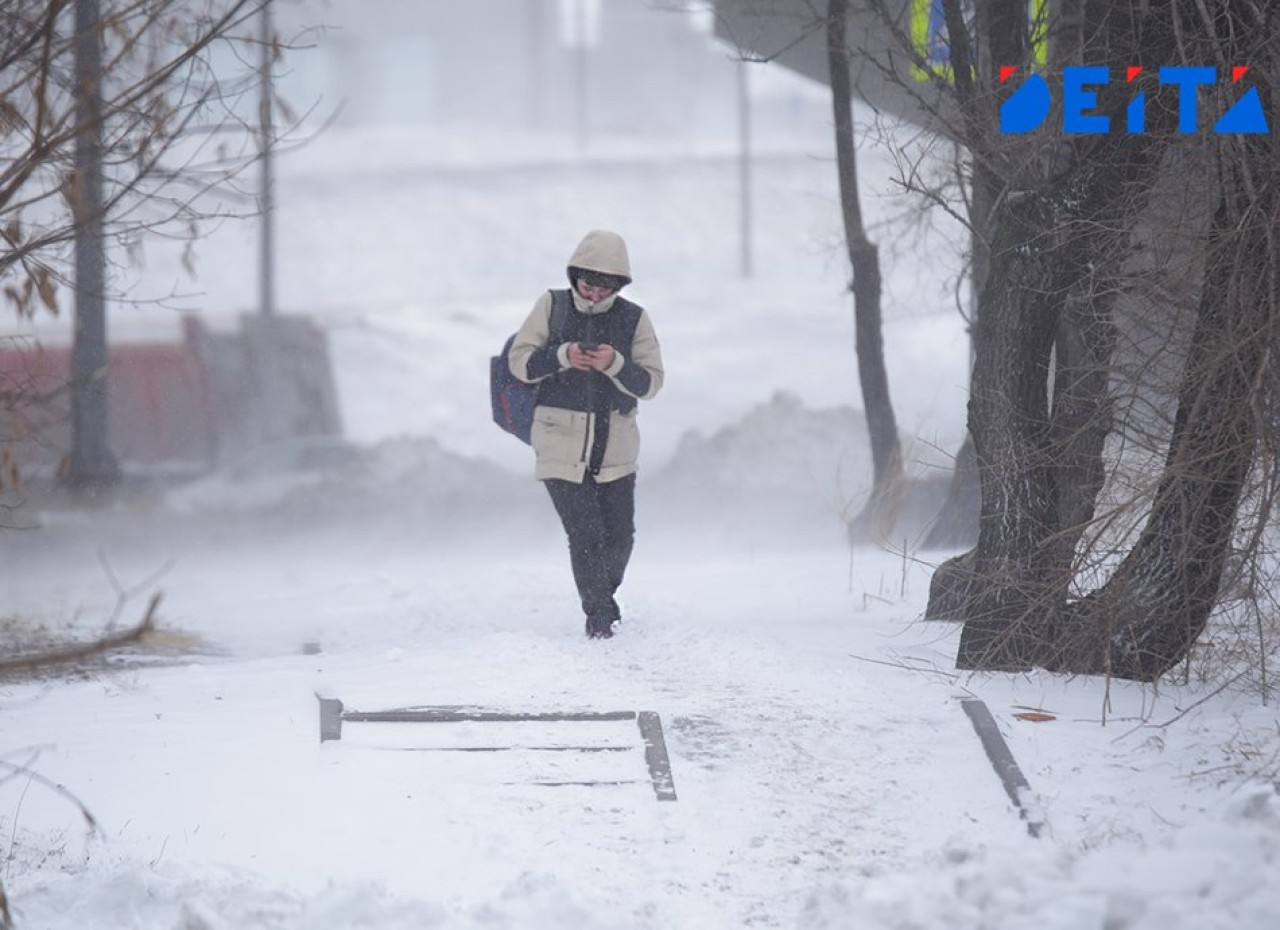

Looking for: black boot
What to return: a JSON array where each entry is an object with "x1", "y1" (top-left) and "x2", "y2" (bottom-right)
[{"x1": 585, "y1": 614, "x2": 614, "y2": 639}]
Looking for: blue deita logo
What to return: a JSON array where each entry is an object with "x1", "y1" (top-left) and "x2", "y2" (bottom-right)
[{"x1": 999, "y1": 66, "x2": 1271, "y2": 134}]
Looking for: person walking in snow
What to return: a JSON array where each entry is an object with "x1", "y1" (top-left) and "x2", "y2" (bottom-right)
[{"x1": 507, "y1": 229, "x2": 665, "y2": 639}]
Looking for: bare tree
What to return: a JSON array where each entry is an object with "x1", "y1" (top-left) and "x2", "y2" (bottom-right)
[
  {"x1": 1039, "y1": 3, "x2": 1279, "y2": 680},
  {"x1": 1, "y1": 0, "x2": 291, "y2": 494},
  {"x1": 718, "y1": 0, "x2": 1279, "y2": 684},
  {"x1": 826, "y1": 0, "x2": 903, "y2": 541},
  {"x1": 927, "y1": 0, "x2": 1280, "y2": 682},
  {"x1": 714, "y1": 0, "x2": 912, "y2": 537},
  {"x1": 938, "y1": 0, "x2": 1177, "y2": 657}
]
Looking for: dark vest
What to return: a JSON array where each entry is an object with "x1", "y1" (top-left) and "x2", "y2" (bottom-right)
[{"x1": 537, "y1": 289, "x2": 643, "y2": 416}]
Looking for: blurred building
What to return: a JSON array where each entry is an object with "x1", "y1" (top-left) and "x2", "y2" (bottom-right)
[
  {"x1": 1, "y1": 2, "x2": 787, "y2": 485},
  {"x1": 0, "y1": 316, "x2": 341, "y2": 477},
  {"x1": 272, "y1": 0, "x2": 737, "y2": 139}
]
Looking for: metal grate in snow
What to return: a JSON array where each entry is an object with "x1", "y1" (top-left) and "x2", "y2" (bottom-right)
[{"x1": 317, "y1": 697, "x2": 677, "y2": 801}]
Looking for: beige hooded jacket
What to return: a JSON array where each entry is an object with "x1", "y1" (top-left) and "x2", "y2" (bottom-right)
[{"x1": 508, "y1": 230, "x2": 664, "y2": 483}]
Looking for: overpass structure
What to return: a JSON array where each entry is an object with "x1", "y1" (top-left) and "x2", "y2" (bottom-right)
[
  {"x1": 713, "y1": 1, "x2": 1055, "y2": 131},
  {"x1": 714, "y1": 0, "x2": 954, "y2": 128}
]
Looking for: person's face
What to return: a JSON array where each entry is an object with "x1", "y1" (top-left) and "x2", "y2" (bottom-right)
[{"x1": 575, "y1": 279, "x2": 617, "y2": 302}]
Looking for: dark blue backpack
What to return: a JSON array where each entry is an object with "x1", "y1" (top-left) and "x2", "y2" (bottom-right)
[{"x1": 490, "y1": 291, "x2": 569, "y2": 444}]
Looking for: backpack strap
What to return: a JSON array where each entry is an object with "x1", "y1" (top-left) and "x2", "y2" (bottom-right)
[
  {"x1": 531, "y1": 289, "x2": 572, "y2": 410},
  {"x1": 548, "y1": 288, "x2": 571, "y2": 341}
]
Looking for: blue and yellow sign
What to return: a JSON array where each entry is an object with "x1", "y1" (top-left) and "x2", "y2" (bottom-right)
[{"x1": 910, "y1": 0, "x2": 1048, "y2": 81}]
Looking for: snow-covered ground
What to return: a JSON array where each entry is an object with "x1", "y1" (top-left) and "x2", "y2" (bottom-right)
[{"x1": 2, "y1": 55, "x2": 1279, "y2": 930}]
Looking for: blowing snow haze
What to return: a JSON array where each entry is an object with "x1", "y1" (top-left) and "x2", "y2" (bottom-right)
[
  {"x1": 5, "y1": 0, "x2": 969, "y2": 507},
  {"x1": 3, "y1": 4, "x2": 1279, "y2": 929},
  {"x1": 272, "y1": 2, "x2": 740, "y2": 141}
]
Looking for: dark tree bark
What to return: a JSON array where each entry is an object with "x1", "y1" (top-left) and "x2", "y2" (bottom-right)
[
  {"x1": 919, "y1": 0, "x2": 991, "y2": 553},
  {"x1": 930, "y1": 0, "x2": 1178, "y2": 669},
  {"x1": 941, "y1": 0, "x2": 1278, "y2": 680},
  {"x1": 725, "y1": 0, "x2": 1277, "y2": 683},
  {"x1": 951, "y1": 189, "x2": 1062, "y2": 667},
  {"x1": 951, "y1": 147, "x2": 1165, "y2": 667},
  {"x1": 826, "y1": 0, "x2": 902, "y2": 541},
  {"x1": 1050, "y1": 129, "x2": 1278, "y2": 680}
]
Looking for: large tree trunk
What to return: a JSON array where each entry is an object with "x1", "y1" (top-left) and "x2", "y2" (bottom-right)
[
  {"x1": 950, "y1": 142, "x2": 1179, "y2": 667},
  {"x1": 931, "y1": 0, "x2": 1174, "y2": 656},
  {"x1": 950, "y1": 191, "x2": 1062, "y2": 668},
  {"x1": 944, "y1": 0, "x2": 1275, "y2": 680},
  {"x1": 827, "y1": 0, "x2": 902, "y2": 542},
  {"x1": 1049, "y1": 133, "x2": 1277, "y2": 680}
]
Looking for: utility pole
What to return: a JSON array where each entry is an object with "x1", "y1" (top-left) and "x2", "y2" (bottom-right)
[
  {"x1": 737, "y1": 59, "x2": 753, "y2": 278},
  {"x1": 574, "y1": 0, "x2": 588, "y2": 155},
  {"x1": 258, "y1": 0, "x2": 276, "y2": 317},
  {"x1": 568, "y1": 0, "x2": 599, "y2": 156},
  {"x1": 66, "y1": 0, "x2": 120, "y2": 494},
  {"x1": 525, "y1": 0, "x2": 550, "y2": 129}
]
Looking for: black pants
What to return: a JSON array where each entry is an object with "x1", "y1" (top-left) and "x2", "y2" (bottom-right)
[{"x1": 544, "y1": 473, "x2": 636, "y2": 625}]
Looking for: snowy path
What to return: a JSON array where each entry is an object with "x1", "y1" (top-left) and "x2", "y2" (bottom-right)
[{"x1": 2, "y1": 514, "x2": 1025, "y2": 928}]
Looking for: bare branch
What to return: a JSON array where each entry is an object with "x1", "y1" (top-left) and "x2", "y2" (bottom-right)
[{"x1": 0, "y1": 590, "x2": 162, "y2": 674}]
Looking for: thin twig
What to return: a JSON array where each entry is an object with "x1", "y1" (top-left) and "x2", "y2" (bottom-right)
[
  {"x1": 1112, "y1": 670, "x2": 1251, "y2": 743},
  {"x1": 0, "y1": 760, "x2": 99, "y2": 836},
  {"x1": 98, "y1": 551, "x2": 173, "y2": 633},
  {"x1": 848, "y1": 652, "x2": 961, "y2": 682}
]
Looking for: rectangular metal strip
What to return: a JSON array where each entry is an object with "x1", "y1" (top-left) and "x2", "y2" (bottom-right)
[{"x1": 318, "y1": 697, "x2": 677, "y2": 801}]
